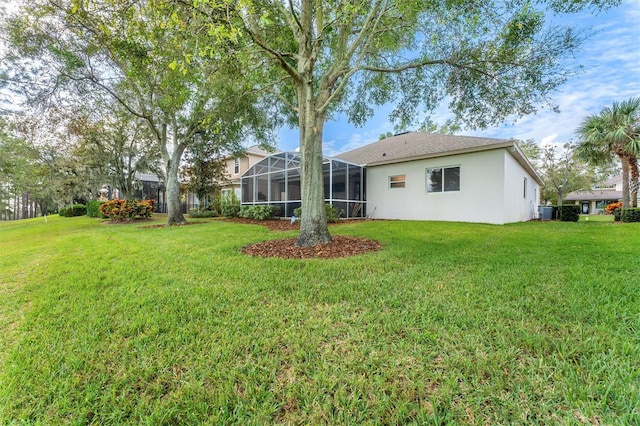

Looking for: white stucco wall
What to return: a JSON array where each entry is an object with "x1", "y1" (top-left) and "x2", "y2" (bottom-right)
[
  {"x1": 366, "y1": 148, "x2": 540, "y2": 224},
  {"x1": 502, "y1": 150, "x2": 540, "y2": 223}
]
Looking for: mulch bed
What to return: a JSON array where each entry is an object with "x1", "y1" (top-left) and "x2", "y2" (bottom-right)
[
  {"x1": 227, "y1": 218, "x2": 381, "y2": 259},
  {"x1": 135, "y1": 217, "x2": 381, "y2": 258},
  {"x1": 242, "y1": 235, "x2": 381, "y2": 259}
]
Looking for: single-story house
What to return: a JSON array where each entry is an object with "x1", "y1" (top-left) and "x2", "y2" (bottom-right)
[
  {"x1": 241, "y1": 132, "x2": 542, "y2": 224},
  {"x1": 564, "y1": 175, "x2": 627, "y2": 214}
]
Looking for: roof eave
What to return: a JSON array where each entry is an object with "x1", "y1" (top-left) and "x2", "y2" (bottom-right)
[{"x1": 364, "y1": 141, "x2": 514, "y2": 167}]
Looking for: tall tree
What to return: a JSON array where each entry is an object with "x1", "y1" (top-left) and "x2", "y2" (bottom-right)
[
  {"x1": 6, "y1": 0, "x2": 274, "y2": 225},
  {"x1": 67, "y1": 104, "x2": 162, "y2": 200},
  {"x1": 538, "y1": 142, "x2": 599, "y2": 205},
  {"x1": 223, "y1": 0, "x2": 620, "y2": 246},
  {"x1": 576, "y1": 97, "x2": 640, "y2": 208}
]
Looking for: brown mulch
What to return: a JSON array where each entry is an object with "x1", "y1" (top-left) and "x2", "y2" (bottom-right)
[
  {"x1": 242, "y1": 235, "x2": 381, "y2": 259},
  {"x1": 134, "y1": 217, "x2": 381, "y2": 258},
  {"x1": 230, "y1": 218, "x2": 381, "y2": 259}
]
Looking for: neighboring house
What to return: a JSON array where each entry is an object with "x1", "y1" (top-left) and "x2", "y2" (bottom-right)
[
  {"x1": 241, "y1": 132, "x2": 542, "y2": 224},
  {"x1": 564, "y1": 175, "x2": 625, "y2": 214},
  {"x1": 221, "y1": 146, "x2": 272, "y2": 200}
]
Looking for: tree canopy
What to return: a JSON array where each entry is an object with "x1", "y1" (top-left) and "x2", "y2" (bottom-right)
[
  {"x1": 222, "y1": 0, "x2": 621, "y2": 245},
  {"x1": 576, "y1": 97, "x2": 640, "y2": 208},
  {"x1": 5, "y1": 0, "x2": 277, "y2": 224}
]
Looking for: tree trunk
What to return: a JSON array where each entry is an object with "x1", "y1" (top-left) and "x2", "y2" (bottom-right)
[
  {"x1": 165, "y1": 150, "x2": 186, "y2": 225},
  {"x1": 296, "y1": 80, "x2": 331, "y2": 247},
  {"x1": 628, "y1": 155, "x2": 638, "y2": 208},
  {"x1": 620, "y1": 155, "x2": 631, "y2": 209}
]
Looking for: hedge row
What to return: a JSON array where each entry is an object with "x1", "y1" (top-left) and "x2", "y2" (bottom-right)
[
  {"x1": 621, "y1": 208, "x2": 640, "y2": 223},
  {"x1": 239, "y1": 205, "x2": 279, "y2": 220}
]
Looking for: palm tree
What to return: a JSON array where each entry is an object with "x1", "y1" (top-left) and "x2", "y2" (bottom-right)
[{"x1": 576, "y1": 97, "x2": 640, "y2": 208}]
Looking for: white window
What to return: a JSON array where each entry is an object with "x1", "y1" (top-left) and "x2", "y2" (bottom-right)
[
  {"x1": 234, "y1": 158, "x2": 240, "y2": 174},
  {"x1": 389, "y1": 175, "x2": 406, "y2": 189},
  {"x1": 426, "y1": 166, "x2": 460, "y2": 193},
  {"x1": 523, "y1": 177, "x2": 527, "y2": 198}
]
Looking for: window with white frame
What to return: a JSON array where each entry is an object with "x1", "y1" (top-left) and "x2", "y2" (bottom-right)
[
  {"x1": 426, "y1": 166, "x2": 460, "y2": 193},
  {"x1": 523, "y1": 177, "x2": 527, "y2": 198},
  {"x1": 389, "y1": 175, "x2": 406, "y2": 189},
  {"x1": 234, "y1": 158, "x2": 240, "y2": 174}
]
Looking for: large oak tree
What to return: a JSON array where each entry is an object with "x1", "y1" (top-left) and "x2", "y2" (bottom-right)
[{"x1": 6, "y1": 0, "x2": 275, "y2": 225}]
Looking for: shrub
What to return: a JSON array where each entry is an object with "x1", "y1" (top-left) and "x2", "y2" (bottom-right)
[
  {"x1": 99, "y1": 199, "x2": 155, "y2": 222},
  {"x1": 59, "y1": 204, "x2": 87, "y2": 217},
  {"x1": 605, "y1": 201, "x2": 622, "y2": 215},
  {"x1": 621, "y1": 208, "x2": 640, "y2": 223},
  {"x1": 293, "y1": 203, "x2": 344, "y2": 223},
  {"x1": 188, "y1": 209, "x2": 218, "y2": 218},
  {"x1": 613, "y1": 208, "x2": 622, "y2": 221},
  {"x1": 239, "y1": 205, "x2": 279, "y2": 220},
  {"x1": 220, "y1": 192, "x2": 241, "y2": 217},
  {"x1": 558, "y1": 204, "x2": 580, "y2": 222},
  {"x1": 86, "y1": 200, "x2": 106, "y2": 218}
]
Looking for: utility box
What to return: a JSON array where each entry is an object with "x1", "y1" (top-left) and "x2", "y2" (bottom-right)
[{"x1": 539, "y1": 206, "x2": 553, "y2": 221}]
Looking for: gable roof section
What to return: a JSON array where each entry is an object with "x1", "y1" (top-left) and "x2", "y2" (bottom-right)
[{"x1": 335, "y1": 131, "x2": 543, "y2": 185}]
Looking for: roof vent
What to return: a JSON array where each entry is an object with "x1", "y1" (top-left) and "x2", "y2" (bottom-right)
[{"x1": 393, "y1": 131, "x2": 411, "y2": 136}]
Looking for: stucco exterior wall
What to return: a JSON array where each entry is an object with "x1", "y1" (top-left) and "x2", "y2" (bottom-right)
[
  {"x1": 502, "y1": 150, "x2": 540, "y2": 223},
  {"x1": 366, "y1": 149, "x2": 508, "y2": 224}
]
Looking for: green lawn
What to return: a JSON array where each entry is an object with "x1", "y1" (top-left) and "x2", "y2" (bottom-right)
[{"x1": 0, "y1": 215, "x2": 638, "y2": 424}]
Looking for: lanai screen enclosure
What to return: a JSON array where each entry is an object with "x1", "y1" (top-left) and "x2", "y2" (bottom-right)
[{"x1": 241, "y1": 152, "x2": 366, "y2": 218}]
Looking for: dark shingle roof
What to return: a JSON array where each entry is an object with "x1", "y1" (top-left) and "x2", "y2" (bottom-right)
[{"x1": 335, "y1": 131, "x2": 513, "y2": 166}]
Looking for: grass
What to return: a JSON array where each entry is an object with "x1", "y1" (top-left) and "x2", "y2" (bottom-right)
[
  {"x1": 579, "y1": 214, "x2": 615, "y2": 222},
  {"x1": 0, "y1": 215, "x2": 638, "y2": 424}
]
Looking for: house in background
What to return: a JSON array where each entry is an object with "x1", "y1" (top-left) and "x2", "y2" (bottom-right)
[
  {"x1": 564, "y1": 175, "x2": 626, "y2": 214},
  {"x1": 240, "y1": 132, "x2": 542, "y2": 224},
  {"x1": 220, "y1": 145, "x2": 272, "y2": 200}
]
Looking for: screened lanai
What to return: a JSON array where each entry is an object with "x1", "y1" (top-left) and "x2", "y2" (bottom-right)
[{"x1": 241, "y1": 152, "x2": 366, "y2": 218}]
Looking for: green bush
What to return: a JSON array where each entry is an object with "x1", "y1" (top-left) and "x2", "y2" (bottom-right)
[
  {"x1": 221, "y1": 203, "x2": 240, "y2": 217},
  {"x1": 86, "y1": 201, "x2": 106, "y2": 218},
  {"x1": 220, "y1": 192, "x2": 241, "y2": 217},
  {"x1": 239, "y1": 205, "x2": 279, "y2": 220},
  {"x1": 558, "y1": 204, "x2": 580, "y2": 222},
  {"x1": 613, "y1": 208, "x2": 622, "y2": 221},
  {"x1": 59, "y1": 204, "x2": 87, "y2": 217},
  {"x1": 293, "y1": 203, "x2": 344, "y2": 222},
  {"x1": 188, "y1": 209, "x2": 218, "y2": 218},
  {"x1": 621, "y1": 208, "x2": 640, "y2": 223}
]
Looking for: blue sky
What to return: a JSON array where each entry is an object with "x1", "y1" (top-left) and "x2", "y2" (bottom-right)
[{"x1": 277, "y1": 0, "x2": 640, "y2": 155}]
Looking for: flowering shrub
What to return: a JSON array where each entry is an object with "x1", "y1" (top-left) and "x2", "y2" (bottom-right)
[
  {"x1": 605, "y1": 201, "x2": 622, "y2": 214},
  {"x1": 99, "y1": 199, "x2": 156, "y2": 222}
]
